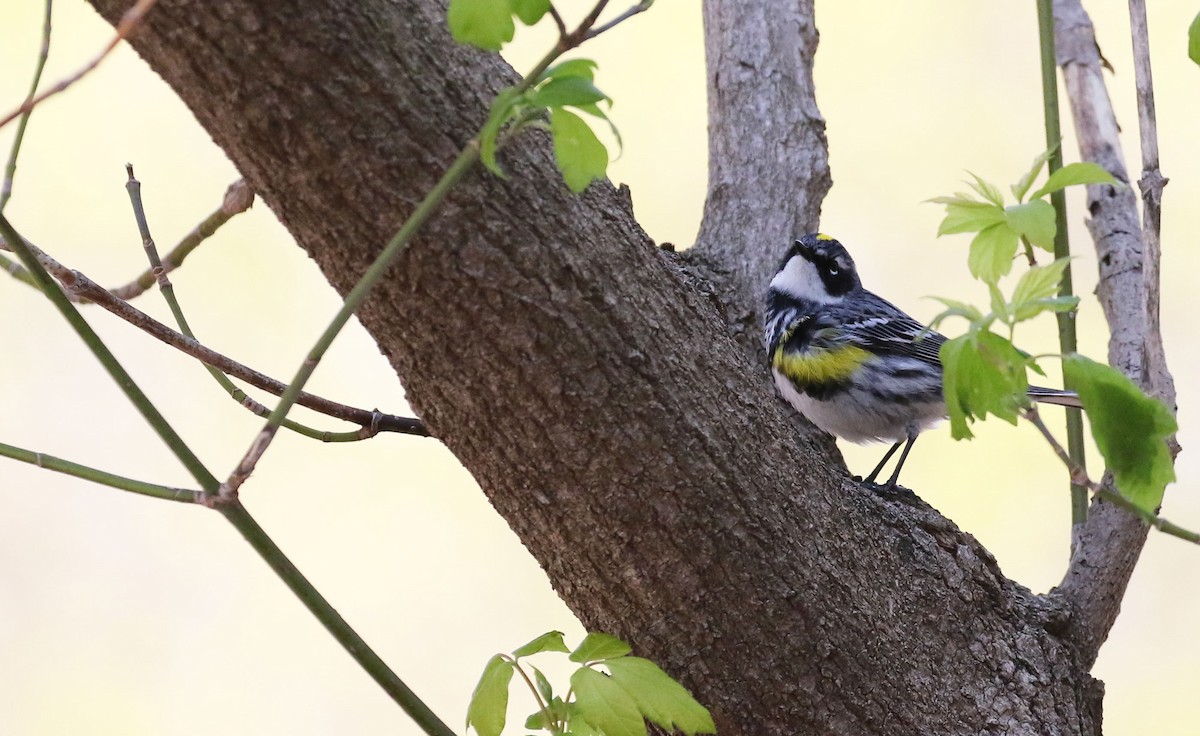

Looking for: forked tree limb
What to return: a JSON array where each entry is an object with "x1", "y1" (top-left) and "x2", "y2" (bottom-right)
[
  {"x1": 1051, "y1": 0, "x2": 1176, "y2": 670},
  {"x1": 75, "y1": 0, "x2": 1150, "y2": 732}
]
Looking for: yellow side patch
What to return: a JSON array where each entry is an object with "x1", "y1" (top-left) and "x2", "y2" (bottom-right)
[
  {"x1": 772, "y1": 344, "x2": 871, "y2": 385},
  {"x1": 815, "y1": 233, "x2": 835, "y2": 241}
]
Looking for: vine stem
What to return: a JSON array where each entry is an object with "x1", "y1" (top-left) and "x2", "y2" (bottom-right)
[{"x1": 1036, "y1": 0, "x2": 1088, "y2": 529}]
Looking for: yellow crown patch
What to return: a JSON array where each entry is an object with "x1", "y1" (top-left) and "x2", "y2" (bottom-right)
[{"x1": 815, "y1": 233, "x2": 835, "y2": 241}]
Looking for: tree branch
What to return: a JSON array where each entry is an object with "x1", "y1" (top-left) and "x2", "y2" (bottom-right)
[
  {"x1": 0, "y1": 231, "x2": 428, "y2": 437},
  {"x1": 1051, "y1": 0, "x2": 1177, "y2": 669},
  {"x1": 690, "y1": 0, "x2": 831, "y2": 342},
  {"x1": 79, "y1": 0, "x2": 1115, "y2": 731}
]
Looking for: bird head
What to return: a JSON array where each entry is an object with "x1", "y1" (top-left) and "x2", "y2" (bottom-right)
[{"x1": 770, "y1": 233, "x2": 861, "y2": 302}]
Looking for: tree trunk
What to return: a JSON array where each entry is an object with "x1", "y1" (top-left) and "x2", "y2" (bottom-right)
[{"x1": 83, "y1": 0, "x2": 1150, "y2": 732}]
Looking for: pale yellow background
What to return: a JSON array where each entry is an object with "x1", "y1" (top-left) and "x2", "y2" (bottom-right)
[{"x1": 1, "y1": 1, "x2": 1197, "y2": 734}]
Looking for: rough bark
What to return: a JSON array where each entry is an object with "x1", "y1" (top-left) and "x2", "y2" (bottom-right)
[
  {"x1": 81, "y1": 0, "x2": 1136, "y2": 732},
  {"x1": 1051, "y1": 0, "x2": 1176, "y2": 671}
]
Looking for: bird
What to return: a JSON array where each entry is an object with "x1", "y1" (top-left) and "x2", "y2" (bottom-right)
[{"x1": 764, "y1": 233, "x2": 1081, "y2": 489}]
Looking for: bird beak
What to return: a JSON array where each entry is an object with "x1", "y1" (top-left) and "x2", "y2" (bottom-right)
[{"x1": 793, "y1": 239, "x2": 815, "y2": 259}]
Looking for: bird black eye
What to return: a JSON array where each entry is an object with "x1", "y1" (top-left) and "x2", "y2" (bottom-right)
[{"x1": 828, "y1": 266, "x2": 840, "y2": 275}]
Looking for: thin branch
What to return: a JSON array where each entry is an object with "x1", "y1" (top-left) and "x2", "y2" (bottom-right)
[
  {"x1": 2, "y1": 179, "x2": 256, "y2": 300},
  {"x1": 0, "y1": 213, "x2": 219, "y2": 492},
  {"x1": 1127, "y1": 0, "x2": 1170, "y2": 428},
  {"x1": 547, "y1": 2, "x2": 567, "y2": 36},
  {"x1": 110, "y1": 178, "x2": 255, "y2": 300},
  {"x1": 1024, "y1": 408, "x2": 1198, "y2": 544},
  {"x1": 218, "y1": 502, "x2": 458, "y2": 736},
  {"x1": 123, "y1": 167, "x2": 375, "y2": 442},
  {"x1": 219, "y1": 143, "x2": 481, "y2": 499},
  {"x1": 0, "y1": 440, "x2": 200, "y2": 503},
  {"x1": 1, "y1": 0, "x2": 53, "y2": 212},
  {"x1": 585, "y1": 0, "x2": 652, "y2": 41},
  {"x1": 0, "y1": 0, "x2": 158, "y2": 131},
  {"x1": 1051, "y1": 0, "x2": 1174, "y2": 669},
  {"x1": 0, "y1": 231, "x2": 428, "y2": 437}
]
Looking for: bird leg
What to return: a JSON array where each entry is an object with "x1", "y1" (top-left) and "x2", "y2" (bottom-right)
[{"x1": 864, "y1": 440, "x2": 903, "y2": 484}]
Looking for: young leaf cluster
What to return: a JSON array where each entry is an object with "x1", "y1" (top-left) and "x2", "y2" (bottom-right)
[
  {"x1": 448, "y1": 0, "x2": 622, "y2": 192},
  {"x1": 466, "y1": 631, "x2": 715, "y2": 736},
  {"x1": 930, "y1": 149, "x2": 1175, "y2": 512}
]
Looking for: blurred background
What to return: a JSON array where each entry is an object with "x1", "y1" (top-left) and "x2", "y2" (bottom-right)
[{"x1": 0, "y1": 1, "x2": 1196, "y2": 733}]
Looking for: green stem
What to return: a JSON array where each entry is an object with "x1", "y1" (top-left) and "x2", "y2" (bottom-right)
[
  {"x1": 123, "y1": 169, "x2": 364, "y2": 442},
  {"x1": 0, "y1": 440, "x2": 198, "y2": 502},
  {"x1": 0, "y1": 0, "x2": 53, "y2": 213},
  {"x1": 1036, "y1": 0, "x2": 1088, "y2": 527},
  {"x1": 0, "y1": 213, "x2": 219, "y2": 493},
  {"x1": 227, "y1": 143, "x2": 481, "y2": 493},
  {"x1": 7, "y1": 208, "x2": 451, "y2": 732},
  {"x1": 220, "y1": 502, "x2": 457, "y2": 736}
]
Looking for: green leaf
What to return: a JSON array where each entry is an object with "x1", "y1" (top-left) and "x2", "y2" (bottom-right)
[
  {"x1": 1189, "y1": 12, "x2": 1200, "y2": 66},
  {"x1": 941, "y1": 332, "x2": 1029, "y2": 440},
  {"x1": 935, "y1": 200, "x2": 1006, "y2": 236},
  {"x1": 1011, "y1": 145, "x2": 1058, "y2": 202},
  {"x1": 1030, "y1": 162, "x2": 1118, "y2": 200},
  {"x1": 448, "y1": 0, "x2": 516, "y2": 51},
  {"x1": 479, "y1": 88, "x2": 521, "y2": 176},
  {"x1": 533, "y1": 665, "x2": 555, "y2": 702},
  {"x1": 530, "y1": 76, "x2": 609, "y2": 108},
  {"x1": 966, "y1": 172, "x2": 1005, "y2": 207},
  {"x1": 511, "y1": 0, "x2": 550, "y2": 25},
  {"x1": 570, "y1": 668, "x2": 646, "y2": 736},
  {"x1": 1005, "y1": 200, "x2": 1057, "y2": 251},
  {"x1": 988, "y1": 282, "x2": 1009, "y2": 323},
  {"x1": 605, "y1": 657, "x2": 716, "y2": 735},
  {"x1": 573, "y1": 102, "x2": 623, "y2": 157},
  {"x1": 1010, "y1": 258, "x2": 1073, "y2": 321},
  {"x1": 928, "y1": 297, "x2": 984, "y2": 329},
  {"x1": 467, "y1": 655, "x2": 515, "y2": 736},
  {"x1": 570, "y1": 632, "x2": 632, "y2": 663},
  {"x1": 526, "y1": 696, "x2": 569, "y2": 732},
  {"x1": 539, "y1": 58, "x2": 599, "y2": 82},
  {"x1": 967, "y1": 222, "x2": 1019, "y2": 283},
  {"x1": 1063, "y1": 355, "x2": 1177, "y2": 512},
  {"x1": 550, "y1": 108, "x2": 609, "y2": 193},
  {"x1": 513, "y1": 631, "x2": 571, "y2": 659}
]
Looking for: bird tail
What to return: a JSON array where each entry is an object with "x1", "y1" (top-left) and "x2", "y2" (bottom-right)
[{"x1": 1027, "y1": 385, "x2": 1083, "y2": 409}]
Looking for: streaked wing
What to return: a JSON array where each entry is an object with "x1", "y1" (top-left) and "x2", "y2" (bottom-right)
[{"x1": 838, "y1": 294, "x2": 945, "y2": 368}]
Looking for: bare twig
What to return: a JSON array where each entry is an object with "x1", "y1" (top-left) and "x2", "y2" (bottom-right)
[
  {"x1": 1127, "y1": 0, "x2": 1171, "y2": 435},
  {"x1": 0, "y1": 0, "x2": 158, "y2": 131},
  {"x1": 124, "y1": 166, "x2": 376, "y2": 442},
  {"x1": 0, "y1": 439, "x2": 200, "y2": 503},
  {"x1": 1025, "y1": 408, "x2": 1197, "y2": 544},
  {"x1": 585, "y1": 0, "x2": 653, "y2": 41},
  {"x1": 0, "y1": 230, "x2": 428, "y2": 437},
  {"x1": 111, "y1": 179, "x2": 254, "y2": 300},
  {"x1": 2, "y1": 179, "x2": 255, "y2": 299},
  {"x1": 1, "y1": 0, "x2": 53, "y2": 211},
  {"x1": 547, "y1": 2, "x2": 567, "y2": 36}
]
